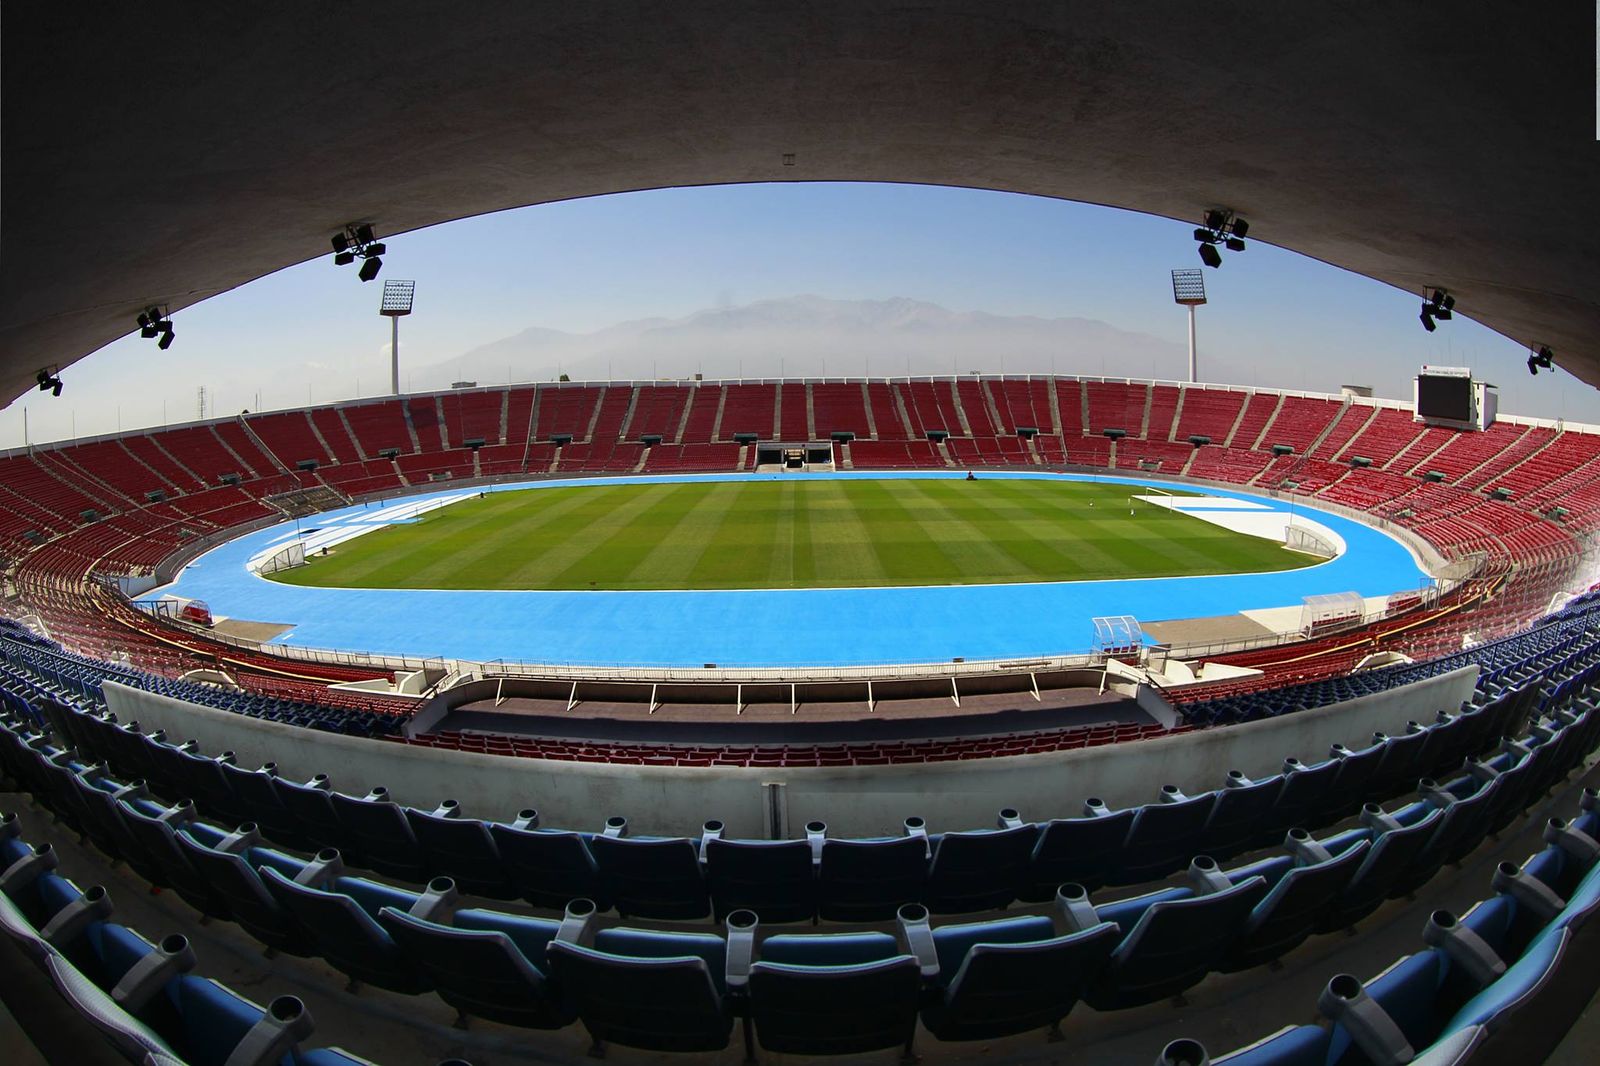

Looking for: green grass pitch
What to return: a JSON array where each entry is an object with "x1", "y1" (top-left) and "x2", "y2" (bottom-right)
[{"x1": 269, "y1": 478, "x2": 1317, "y2": 591}]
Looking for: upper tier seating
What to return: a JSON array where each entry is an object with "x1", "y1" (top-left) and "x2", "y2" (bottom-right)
[{"x1": 810, "y1": 382, "x2": 871, "y2": 438}]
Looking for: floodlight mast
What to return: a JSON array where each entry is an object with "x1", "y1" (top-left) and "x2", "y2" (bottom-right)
[
  {"x1": 379, "y1": 281, "x2": 416, "y2": 395},
  {"x1": 1171, "y1": 269, "x2": 1208, "y2": 383}
]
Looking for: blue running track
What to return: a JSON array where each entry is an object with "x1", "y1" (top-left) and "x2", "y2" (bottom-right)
[{"x1": 140, "y1": 472, "x2": 1431, "y2": 667}]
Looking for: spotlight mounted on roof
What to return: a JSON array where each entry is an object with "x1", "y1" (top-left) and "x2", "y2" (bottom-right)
[
  {"x1": 331, "y1": 222, "x2": 386, "y2": 281},
  {"x1": 134, "y1": 306, "x2": 175, "y2": 351},
  {"x1": 1527, "y1": 345, "x2": 1555, "y2": 376},
  {"x1": 1192, "y1": 209, "x2": 1250, "y2": 267},
  {"x1": 35, "y1": 367, "x2": 63, "y2": 397},
  {"x1": 1419, "y1": 288, "x2": 1455, "y2": 332}
]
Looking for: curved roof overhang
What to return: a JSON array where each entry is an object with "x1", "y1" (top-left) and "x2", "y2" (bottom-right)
[{"x1": 2, "y1": 3, "x2": 1596, "y2": 407}]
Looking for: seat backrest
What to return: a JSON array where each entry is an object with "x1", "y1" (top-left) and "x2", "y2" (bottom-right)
[
  {"x1": 925, "y1": 824, "x2": 1040, "y2": 912},
  {"x1": 1090, "y1": 876, "x2": 1268, "y2": 1009},
  {"x1": 1442, "y1": 925, "x2": 1576, "y2": 1065},
  {"x1": 1373, "y1": 728, "x2": 1430, "y2": 794},
  {"x1": 403, "y1": 809, "x2": 513, "y2": 899},
  {"x1": 217, "y1": 764, "x2": 298, "y2": 841},
  {"x1": 268, "y1": 778, "x2": 340, "y2": 851},
  {"x1": 1271, "y1": 759, "x2": 1341, "y2": 834},
  {"x1": 1025, "y1": 810, "x2": 1136, "y2": 896},
  {"x1": 378, "y1": 906, "x2": 572, "y2": 1030},
  {"x1": 592, "y1": 926, "x2": 728, "y2": 982},
  {"x1": 817, "y1": 837, "x2": 927, "y2": 921},
  {"x1": 704, "y1": 838, "x2": 816, "y2": 922},
  {"x1": 590, "y1": 835, "x2": 709, "y2": 919},
  {"x1": 747, "y1": 955, "x2": 921, "y2": 1056},
  {"x1": 757, "y1": 931, "x2": 900, "y2": 967},
  {"x1": 1201, "y1": 776, "x2": 1284, "y2": 859},
  {"x1": 45, "y1": 952, "x2": 174, "y2": 1062},
  {"x1": 1115, "y1": 794, "x2": 1218, "y2": 884},
  {"x1": 939, "y1": 922, "x2": 1122, "y2": 1038},
  {"x1": 487, "y1": 824, "x2": 603, "y2": 909},
  {"x1": 1228, "y1": 842, "x2": 1369, "y2": 969},
  {"x1": 547, "y1": 940, "x2": 732, "y2": 1053},
  {"x1": 258, "y1": 868, "x2": 389, "y2": 953},
  {"x1": 1323, "y1": 742, "x2": 1387, "y2": 820},
  {"x1": 930, "y1": 914, "x2": 1056, "y2": 979},
  {"x1": 326, "y1": 792, "x2": 420, "y2": 878}
]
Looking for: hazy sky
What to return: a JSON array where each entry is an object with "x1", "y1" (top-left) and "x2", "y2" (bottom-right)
[{"x1": 5, "y1": 181, "x2": 1595, "y2": 448}]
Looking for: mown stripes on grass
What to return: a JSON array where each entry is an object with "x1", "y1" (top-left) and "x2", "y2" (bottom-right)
[{"x1": 269, "y1": 479, "x2": 1317, "y2": 591}]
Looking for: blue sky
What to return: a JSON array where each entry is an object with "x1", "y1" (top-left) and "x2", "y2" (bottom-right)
[{"x1": 4, "y1": 182, "x2": 1593, "y2": 447}]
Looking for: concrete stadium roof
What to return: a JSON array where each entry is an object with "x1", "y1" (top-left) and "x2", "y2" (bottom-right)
[{"x1": 3, "y1": 3, "x2": 1596, "y2": 408}]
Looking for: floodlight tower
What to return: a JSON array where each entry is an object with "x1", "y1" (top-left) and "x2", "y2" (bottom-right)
[
  {"x1": 1171, "y1": 269, "x2": 1207, "y2": 383},
  {"x1": 379, "y1": 280, "x2": 416, "y2": 395}
]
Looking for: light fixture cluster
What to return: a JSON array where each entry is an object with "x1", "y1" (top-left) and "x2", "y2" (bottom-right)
[
  {"x1": 137, "y1": 306, "x2": 175, "y2": 350},
  {"x1": 34, "y1": 368, "x2": 63, "y2": 396},
  {"x1": 1419, "y1": 289, "x2": 1455, "y2": 333},
  {"x1": 331, "y1": 223, "x2": 386, "y2": 282},
  {"x1": 1192, "y1": 210, "x2": 1249, "y2": 268},
  {"x1": 1527, "y1": 345, "x2": 1555, "y2": 376}
]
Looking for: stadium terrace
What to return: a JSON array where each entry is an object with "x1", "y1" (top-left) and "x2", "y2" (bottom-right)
[{"x1": 3, "y1": 370, "x2": 1600, "y2": 1063}]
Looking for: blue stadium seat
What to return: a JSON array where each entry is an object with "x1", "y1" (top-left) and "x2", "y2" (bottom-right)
[
  {"x1": 924, "y1": 822, "x2": 1039, "y2": 913},
  {"x1": 115, "y1": 799, "x2": 235, "y2": 921},
  {"x1": 1312, "y1": 812, "x2": 1442, "y2": 934},
  {"x1": 547, "y1": 917, "x2": 735, "y2": 1053},
  {"x1": 268, "y1": 774, "x2": 343, "y2": 854},
  {"x1": 919, "y1": 912, "x2": 1121, "y2": 1041},
  {"x1": 590, "y1": 830, "x2": 710, "y2": 919},
  {"x1": 1018, "y1": 804, "x2": 1136, "y2": 899},
  {"x1": 327, "y1": 786, "x2": 425, "y2": 881},
  {"x1": 173, "y1": 832, "x2": 317, "y2": 957},
  {"x1": 816, "y1": 835, "x2": 928, "y2": 921},
  {"x1": 403, "y1": 801, "x2": 518, "y2": 900},
  {"x1": 487, "y1": 820, "x2": 607, "y2": 909},
  {"x1": 1198, "y1": 771, "x2": 1284, "y2": 858},
  {"x1": 1112, "y1": 787, "x2": 1217, "y2": 885},
  {"x1": 1085, "y1": 861, "x2": 1268, "y2": 1009},
  {"x1": 378, "y1": 903, "x2": 573, "y2": 1030},
  {"x1": 217, "y1": 761, "x2": 304, "y2": 850},
  {"x1": 171, "y1": 747, "x2": 247, "y2": 826},
  {"x1": 1321, "y1": 739, "x2": 1389, "y2": 821},
  {"x1": 259, "y1": 862, "x2": 431, "y2": 993},
  {"x1": 1221, "y1": 835, "x2": 1370, "y2": 971},
  {"x1": 1264, "y1": 756, "x2": 1341, "y2": 840},
  {"x1": 745, "y1": 930, "x2": 921, "y2": 1057},
  {"x1": 704, "y1": 836, "x2": 817, "y2": 922}
]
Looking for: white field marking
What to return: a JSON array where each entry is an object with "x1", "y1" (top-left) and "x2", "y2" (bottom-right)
[
  {"x1": 1136, "y1": 496, "x2": 1271, "y2": 510},
  {"x1": 1134, "y1": 494, "x2": 1346, "y2": 555},
  {"x1": 247, "y1": 493, "x2": 477, "y2": 570}
]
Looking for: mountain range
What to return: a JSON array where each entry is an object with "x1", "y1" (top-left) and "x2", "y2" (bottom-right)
[{"x1": 414, "y1": 295, "x2": 1221, "y2": 388}]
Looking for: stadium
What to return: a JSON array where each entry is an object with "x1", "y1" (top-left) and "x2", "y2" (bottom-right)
[{"x1": 2, "y1": 6, "x2": 1600, "y2": 1066}]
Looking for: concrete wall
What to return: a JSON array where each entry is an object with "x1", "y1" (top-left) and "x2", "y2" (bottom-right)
[{"x1": 103, "y1": 664, "x2": 1478, "y2": 838}]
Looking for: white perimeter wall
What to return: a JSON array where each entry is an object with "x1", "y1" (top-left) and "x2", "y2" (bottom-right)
[{"x1": 103, "y1": 666, "x2": 1479, "y2": 838}]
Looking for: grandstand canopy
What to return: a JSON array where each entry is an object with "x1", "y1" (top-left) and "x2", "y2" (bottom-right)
[{"x1": 2, "y1": 4, "x2": 1596, "y2": 405}]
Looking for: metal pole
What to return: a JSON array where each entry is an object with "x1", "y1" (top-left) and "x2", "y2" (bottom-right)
[
  {"x1": 1187, "y1": 304, "x2": 1198, "y2": 383},
  {"x1": 391, "y1": 316, "x2": 400, "y2": 395}
]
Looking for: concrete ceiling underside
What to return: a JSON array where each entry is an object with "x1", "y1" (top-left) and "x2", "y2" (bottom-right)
[{"x1": 3, "y1": 3, "x2": 1597, "y2": 409}]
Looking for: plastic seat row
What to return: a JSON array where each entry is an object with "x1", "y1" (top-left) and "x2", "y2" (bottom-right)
[
  {"x1": 1182, "y1": 593, "x2": 1600, "y2": 725},
  {"x1": 1, "y1": 634, "x2": 407, "y2": 737},
  {"x1": 8, "y1": 686, "x2": 1546, "y2": 922},
  {"x1": 4, "y1": 702, "x2": 1592, "y2": 1059},
  {"x1": 0, "y1": 781, "x2": 1514, "y2": 1059},
  {"x1": 0, "y1": 813, "x2": 374, "y2": 1066},
  {"x1": 1168, "y1": 789, "x2": 1600, "y2": 1066}
]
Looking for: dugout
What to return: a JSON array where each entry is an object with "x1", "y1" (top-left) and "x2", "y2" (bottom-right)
[{"x1": 754, "y1": 441, "x2": 835, "y2": 471}]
